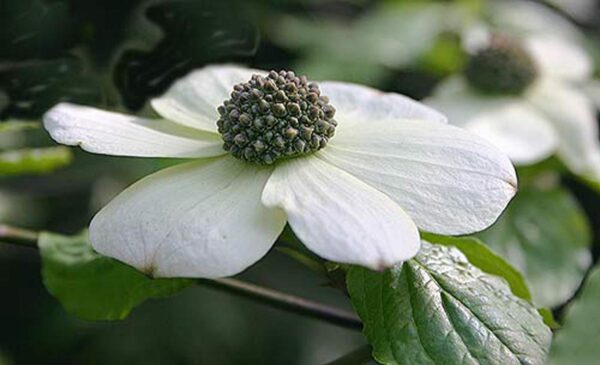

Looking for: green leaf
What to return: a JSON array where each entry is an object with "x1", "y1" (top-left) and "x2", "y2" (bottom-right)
[
  {"x1": 419, "y1": 33, "x2": 466, "y2": 75},
  {"x1": 347, "y1": 242, "x2": 551, "y2": 365},
  {"x1": 38, "y1": 231, "x2": 192, "y2": 321},
  {"x1": 0, "y1": 120, "x2": 39, "y2": 133},
  {"x1": 0, "y1": 351, "x2": 11, "y2": 365},
  {"x1": 550, "y1": 265, "x2": 600, "y2": 365},
  {"x1": 422, "y1": 233, "x2": 532, "y2": 301},
  {"x1": 538, "y1": 308, "x2": 560, "y2": 330},
  {"x1": 478, "y1": 186, "x2": 591, "y2": 307},
  {"x1": 578, "y1": 174, "x2": 600, "y2": 195},
  {"x1": 0, "y1": 146, "x2": 72, "y2": 176}
]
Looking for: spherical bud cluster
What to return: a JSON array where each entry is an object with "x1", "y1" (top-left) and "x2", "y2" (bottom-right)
[
  {"x1": 216, "y1": 70, "x2": 337, "y2": 164},
  {"x1": 465, "y1": 34, "x2": 538, "y2": 95}
]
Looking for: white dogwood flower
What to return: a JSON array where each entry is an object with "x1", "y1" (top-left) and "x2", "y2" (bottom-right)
[
  {"x1": 427, "y1": 1, "x2": 600, "y2": 181},
  {"x1": 43, "y1": 65, "x2": 516, "y2": 278}
]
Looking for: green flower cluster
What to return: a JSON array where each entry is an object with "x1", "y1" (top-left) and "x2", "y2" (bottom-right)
[{"x1": 217, "y1": 70, "x2": 337, "y2": 164}]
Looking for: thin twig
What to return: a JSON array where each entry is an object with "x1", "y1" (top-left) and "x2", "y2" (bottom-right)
[
  {"x1": 0, "y1": 224, "x2": 39, "y2": 247},
  {"x1": 275, "y1": 245, "x2": 328, "y2": 275},
  {"x1": 0, "y1": 224, "x2": 363, "y2": 331},
  {"x1": 199, "y1": 278, "x2": 362, "y2": 331}
]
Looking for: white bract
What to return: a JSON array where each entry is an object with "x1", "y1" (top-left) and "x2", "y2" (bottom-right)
[
  {"x1": 427, "y1": 0, "x2": 600, "y2": 181},
  {"x1": 43, "y1": 65, "x2": 516, "y2": 278}
]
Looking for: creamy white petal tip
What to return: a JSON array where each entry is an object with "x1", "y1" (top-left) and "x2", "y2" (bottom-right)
[
  {"x1": 262, "y1": 157, "x2": 421, "y2": 270},
  {"x1": 90, "y1": 157, "x2": 286, "y2": 278},
  {"x1": 44, "y1": 103, "x2": 225, "y2": 158},
  {"x1": 319, "y1": 118, "x2": 517, "y2": 235}
]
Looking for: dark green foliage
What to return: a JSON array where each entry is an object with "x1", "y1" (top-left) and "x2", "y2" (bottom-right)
[{"x1": 114, "y1": 0, "x2": 259, "y2": 109}]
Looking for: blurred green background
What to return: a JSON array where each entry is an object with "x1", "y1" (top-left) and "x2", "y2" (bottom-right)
[{"x1": 1, "y1": 0, "x2": 600, "y2": 364}]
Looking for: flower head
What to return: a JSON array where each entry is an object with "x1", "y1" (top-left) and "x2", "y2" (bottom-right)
[
  {"x1": 43, "y1": 65, "x2": 516, "y2": 278},
  {"x1": 465, "y1": 34, "x2": 538, "y2": 96},
  {"x1": 427, "y1": 5, "x2": 600, "y2": 179},
  {"x1": 217, "y1": 70, "x2": 336, "y2": 164}
]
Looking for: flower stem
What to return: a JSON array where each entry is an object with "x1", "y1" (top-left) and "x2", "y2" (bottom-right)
[
  {"x1": 0, "y1": 224, "x2": 362, "y2": 331},
  {"x1": 324, "y1": 345, "x2": 373, "y2": 365},
  {"x1": 198, "y1": 278, "x2": 362, "y2": 331}
]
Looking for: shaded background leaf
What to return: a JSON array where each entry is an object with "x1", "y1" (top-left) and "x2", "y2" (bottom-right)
[
  {"x1": 0, "y1": 0, "x2": 259, "y2": 118},
  {"x1": 0, "y1": 58, "x2": 104, "y2": 119},
  {"x1": 0, "y1": 0, "x2": 106, "y2": 119},
  {"x1": 0, "y1": 0, "x2": 74, "y2": 60},
  {"x1": 478, "y1": 186, "x2": 592, "y2": 308},
  {"x1": 114, "y1": 0, "x2": 259, "y2": 109},
  {"x1": 550, "y1": 264, "x2": 600, "y2": 365}
]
